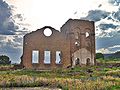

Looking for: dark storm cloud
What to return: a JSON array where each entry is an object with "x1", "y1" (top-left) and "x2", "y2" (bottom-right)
[
  {"x1": 107, "y1": 16, "x2": 116, "y2": 22},
  {"x1": 96, "y1": 35, "x2": 120, "y2": 50},
  {"x1": 81, "y1": 10, "x2": 110, "y2": 22},
  {"x1": 14, "y1": 14, "x2": 25, "y2": 21},
  {"x1": 0, "y1": 0, "x2": 30, "y2": 63},
  {"x1": 108, "y1": 0, "x2": 120, "y2": 6},
  {"x1": 112, "y1": 9, "x2": 120, "y2": 21},
  {"x1": 0, "y1": 0, "x2": 16, "y2": 35},
  {"x1": 99, "y1": 23, "x2": 118, "y2": 30},
  {"x1": 0, "y1": 0, "x2": 28, "y2": 35}
]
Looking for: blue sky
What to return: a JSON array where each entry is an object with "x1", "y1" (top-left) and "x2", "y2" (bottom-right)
[{"x1": 0, "y1": 0, "x2": 120, "y2": 63}]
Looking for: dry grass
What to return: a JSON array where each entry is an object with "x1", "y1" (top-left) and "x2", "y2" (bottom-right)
[
  {"x1": 0, "y1": 65, "x2": 119, "y2": 90},
  {"x1": 0, "y1": 74, "x2": 119, "y2": 90}
]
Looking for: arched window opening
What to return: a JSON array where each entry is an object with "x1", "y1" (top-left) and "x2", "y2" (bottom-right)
[
  {"x1": 56, "y1": 51, "x2": 62, "y2": 64},
  {"x1": 75, "y1": 58, "x2": 80, "y2": 65},
  {"x1": 86, "y1": 58, "x2": 90, "y2": 65},
  {"x1": 75, "y1": 41, "x2": 80, "y2": 47},
  {"x1": 86, "y1": 32, "x2": 90, "y2": 38},
  {"x1": 75, "y1": 32, "x2": 79, "y2": 39}
]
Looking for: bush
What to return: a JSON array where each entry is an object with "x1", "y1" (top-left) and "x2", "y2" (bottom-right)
[
  {"x1": 96, "y1": 53, "x2": 104, "y2": 59},
  {"x1": 0, "y1": 55, "x2": 11, "y2": 65}
]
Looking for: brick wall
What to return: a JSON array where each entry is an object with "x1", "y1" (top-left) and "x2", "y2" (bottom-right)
[{"x1": 22, "y1": 19, "x2": 95, "y2": 69}]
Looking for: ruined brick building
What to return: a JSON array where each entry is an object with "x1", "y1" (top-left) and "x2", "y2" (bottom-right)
[{"x1": 21, "y1": 19, "x2": 96, "y2": 69}]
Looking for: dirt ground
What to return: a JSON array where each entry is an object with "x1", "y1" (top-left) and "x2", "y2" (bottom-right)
[{"x1": 1, "y1": 87, "x2": 61, "y2": 90}]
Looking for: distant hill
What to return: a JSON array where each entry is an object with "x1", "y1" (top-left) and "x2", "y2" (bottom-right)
[{"x1": 104, "y1": 51, "x2": 120, "y2": 59}]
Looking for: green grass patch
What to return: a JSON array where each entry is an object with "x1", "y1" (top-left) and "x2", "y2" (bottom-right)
[{"x1": 0, "y1": 60, "x2": 119, "y2": 89}]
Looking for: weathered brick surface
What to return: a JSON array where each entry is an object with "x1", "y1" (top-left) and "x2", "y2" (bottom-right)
[{"x1": 22, "y1": 19, "x2": 95, "y2": 69}]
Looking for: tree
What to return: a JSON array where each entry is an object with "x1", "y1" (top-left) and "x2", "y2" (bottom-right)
[
  {"x1": 96, "y1": 53, "x2": 104, "y2": 59},
  {"x1": 0, "y1": 55, "x2": 11, "y2": 65}
]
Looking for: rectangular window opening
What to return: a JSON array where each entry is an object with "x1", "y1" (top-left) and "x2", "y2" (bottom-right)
[
  {"x1": 56, "y1": 51, "x2": 62, "y2": 64},
  {"x1": 32, "y1": 50, "x2": 39, "y2": 64},
  {"x1": 44, "y1": 51, "x2": 51, "y2": 64}
]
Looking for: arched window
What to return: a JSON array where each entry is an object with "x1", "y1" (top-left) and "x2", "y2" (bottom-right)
[
  {"x1": 75, "y1": 32, "x2": 79, "y2": 39},
  {"x1": 75, "y1": 41, "x2": 80, "y2": 47},
  {"x1": 86, "y1": 32, "x2": 90, "y2": 38},
  {"x1": 86, "y1": 58, "x2": 90, "y2": 65},
  {"x1": 75, "y1": 58, "x2": 80, "y2": 65}
]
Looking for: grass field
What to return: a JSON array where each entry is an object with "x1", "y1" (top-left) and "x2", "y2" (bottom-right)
[{"x1": 0, "y1": 59, "x2": 120, "y2": 90}]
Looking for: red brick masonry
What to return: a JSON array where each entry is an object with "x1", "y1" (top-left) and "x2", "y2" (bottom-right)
[{"x1": 22, "y1": 19, "x2": 96, "y2": 69}]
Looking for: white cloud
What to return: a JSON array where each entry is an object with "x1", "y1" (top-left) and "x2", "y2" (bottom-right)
[
  {"x1": 108, "y1": 45, "x2": 120, "y2": 49},
  {"x1": 96, "y1": 44, "x2": 120, "y2": 54},
  {"x1": 108, "y1": 0, "x2": 120, "y2": 6},
  {"x1": 0, "y1": 35, "x2": 23, "y2": 49},
  {"x1": 3, "y1": 0, "x2": 120, "y2": 62},
  {"x1": 7, "y1": 0, "x2": 110, "y2": 30},
  {"x1": 96, "y1": 48, "x2": 114, "y2": 54}
]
